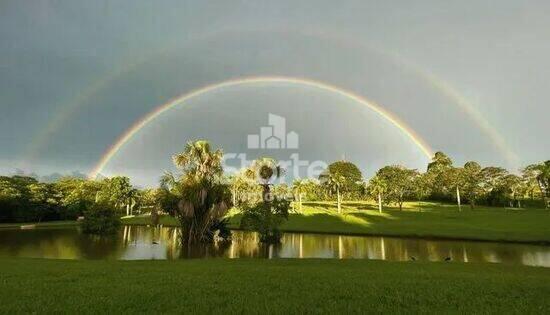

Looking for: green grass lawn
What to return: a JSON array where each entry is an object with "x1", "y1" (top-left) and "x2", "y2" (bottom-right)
[
  {"x1": 0, "y1": 258, "x2": 548, "y2": 313},
  {"x1": 122, "y1": 201, "x2": 550, "y2": 243}
]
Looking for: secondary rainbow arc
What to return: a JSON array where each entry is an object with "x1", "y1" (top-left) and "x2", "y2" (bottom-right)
[
  {"x1": 89, "y1": 76, "x2": 434, "y2": 179},
  {"x1": 23, "y1": 28, "x2": 518, "y2": 170}
]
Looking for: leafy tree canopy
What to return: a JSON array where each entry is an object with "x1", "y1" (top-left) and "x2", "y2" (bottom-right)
[{"x1": 320, "y1": 161, "x2": 363, "y2": 192}]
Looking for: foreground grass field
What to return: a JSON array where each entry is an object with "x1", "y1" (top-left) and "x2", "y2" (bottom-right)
[
  {"x1": 0, "y1": 258, "x2": 549, "y2": 313},
  {"x1": 123, "y1": 201, "x2": 550, "y2": 243}
]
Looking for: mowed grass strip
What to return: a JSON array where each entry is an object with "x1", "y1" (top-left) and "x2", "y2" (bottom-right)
[
  {"x1": 0, "y1": 220, "x2": 78, "y2": 229},
  {"x1": 0, "y1": 258, "x2": 549, "y2": 314}
]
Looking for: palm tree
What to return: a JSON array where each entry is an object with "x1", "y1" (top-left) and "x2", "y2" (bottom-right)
[
  {"x1": 245, "y1": 157, "x2": 284, "y2": 202},
  {"x1": 227, "y1": 175, "x2": 238, "y2": 205},
  {"x1": 368, "y1": 176, "x2": 386, "y2": 213},
  {"x1": 162, "y1": 140, "x2": 231, "y2": 244},
  {"x1": 172, "y1": 140, "x2": 223, "y2": 180},
  {"x1": 240, "y1": 157, "x2": 290, "y2": 243},
  {"x1": 125, "y1": 187, "x2": 139, "y2": 216},
  {"x1": 292, "y1": 179, "x2": 307, "y2": 212},
  {"x1": 320, "y1": 171, "x2": 345, "y2": 214}
]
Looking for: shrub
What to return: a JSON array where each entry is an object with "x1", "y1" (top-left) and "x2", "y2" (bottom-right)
[
  {"x1": 240, "y1": 197, "x2": 290, "y2": 243},
  {"x1": 81, "y1": 203, "x2": 121, "y2": 235}
]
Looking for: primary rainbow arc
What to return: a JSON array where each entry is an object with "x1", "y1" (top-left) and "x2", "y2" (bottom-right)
[{"x1": 89, "y1": 76, "x2": 434, "y2": 179}]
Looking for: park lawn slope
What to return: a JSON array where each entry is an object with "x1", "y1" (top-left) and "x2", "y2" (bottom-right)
[
  {"x1": 276, "y1": 202, "x2": 550, "y2": 243},
  {"x1": 0, "y1": 258, "x2": 549, "y2": 313},
  {"x1": 122, "y1": 201, "x2": 550, "y2": 243}
]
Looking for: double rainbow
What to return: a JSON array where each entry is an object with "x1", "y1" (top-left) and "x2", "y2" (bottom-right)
[{"x1": 88, "y1": 76, "x2": 434, "y2": 179}]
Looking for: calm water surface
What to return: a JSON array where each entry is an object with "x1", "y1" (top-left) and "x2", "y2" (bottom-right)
[{"x1": 0, "y1": 226, "x2": 549, "y2": 267}]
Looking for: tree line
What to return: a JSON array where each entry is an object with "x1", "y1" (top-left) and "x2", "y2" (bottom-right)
[
  {"x1": 1, "y1": 141, "x2": 548, "y2": 243},
  {"x1": 0, "y1": 175, "x2": 138, "y2": 223},
  {"x1": 366, "y1": 153, "x2": 549, "y2": 211},
  {"x1": 229, "y1": 153, "x2": 549, "y2": 212}
]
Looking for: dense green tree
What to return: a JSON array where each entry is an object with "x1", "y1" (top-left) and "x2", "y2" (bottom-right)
[
  {"x1": 427, "y1": 152, "x2": 453, "y2": 172},
  {"x1": 0, "y1": 177, "x2": 23, "y2": 221},
  {"x1": 7, "y1": 175, "x2": 39, "y2": 188},
  {"x1": 425, "y1": 152, "x2": 454, "y2": 200},
  {"x1": 461, "y1": 162, "x2": 484, "y2": 209},
  {"x1": 320, "y1": 161, "x2": 363, "y2": 200},
  {"x1": 480, "y1": 167, "x2": 509, "y2": 206},
  {"x1": 480, "y1": 167, "x2": 508, "y2": 189},
  {"x1": 0, "y1": 176, "x2": 62, "y2": 222},
  {"x1": 327, "y1": 161, "x2": 363, "y2": 183},
  {"x1": 500, "y1": 174, "x2": 526, "y2": 208},
  {"x1": 524, "y1": 161, "x2": 550, "y2": 208},
  {"x1": 81, "y1": 202, "x2": 121, "y2": 235},
  {"x1": 376, "y1": 166, "x2": 419, "y2": 211},
  {"x1": 0, "y1": 174, "x2": 139, "y2": 223},
  {"x1": 28, "y1": 183, "x2": 61, "y2": 222},
  {"x1": 328, "y1": 161, "x2": 363, "y2": 192},
  {"x1": 55, "y1": 177, "x2": 102, "y2": 219},
  {"x1": 444, "y1": 166, "x2": 465, "y2": 211},
  {"x1": 97, "y1": 176, "x2": 137, "y2": 215},
  {"x1": 413, "y1": 173, "x2": 433, "y2": 201},
  {"x1": 522, "y1": 166, "x2": 541, "y2": 200}
]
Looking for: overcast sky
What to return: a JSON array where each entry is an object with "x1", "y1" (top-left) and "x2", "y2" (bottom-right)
[{"x1": 1, "y1": 1, "x2": 549, "y2": 186}]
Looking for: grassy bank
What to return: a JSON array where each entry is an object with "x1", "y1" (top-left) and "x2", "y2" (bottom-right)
[
  {"x1": 0, "y1": 258, "x2": 548, "y2": 313},
  {"x1": 122, "y1": 201, "x2": 550, "y2": 243},
  {"x1": 0, "y1": 220, "x2": 78, "y2": 229}
]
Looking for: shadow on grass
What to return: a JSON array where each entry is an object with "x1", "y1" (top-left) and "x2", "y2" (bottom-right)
[
  {"x1": 305, "y1": 201, "x2": 421, "y2": 212},
  {"x1": 228, "y1": 210, "x2": 398, "y2": 235}
]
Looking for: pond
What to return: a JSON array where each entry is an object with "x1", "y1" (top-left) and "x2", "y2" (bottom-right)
[{"x1": 0, "y1": 226, "x2": 549, "y2": 267}]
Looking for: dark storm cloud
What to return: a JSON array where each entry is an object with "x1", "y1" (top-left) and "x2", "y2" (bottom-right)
[{"x1": 1, "y1": 0, "x2": 548, "y2": 181}]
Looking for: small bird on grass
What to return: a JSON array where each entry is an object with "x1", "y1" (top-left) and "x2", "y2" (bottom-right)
[
  {"x1": 410, "y1": 256, "x2": 416, "y2": 261},
  {"x1": 445, "y1": 257, "x2": 452, "y2": 262}
]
